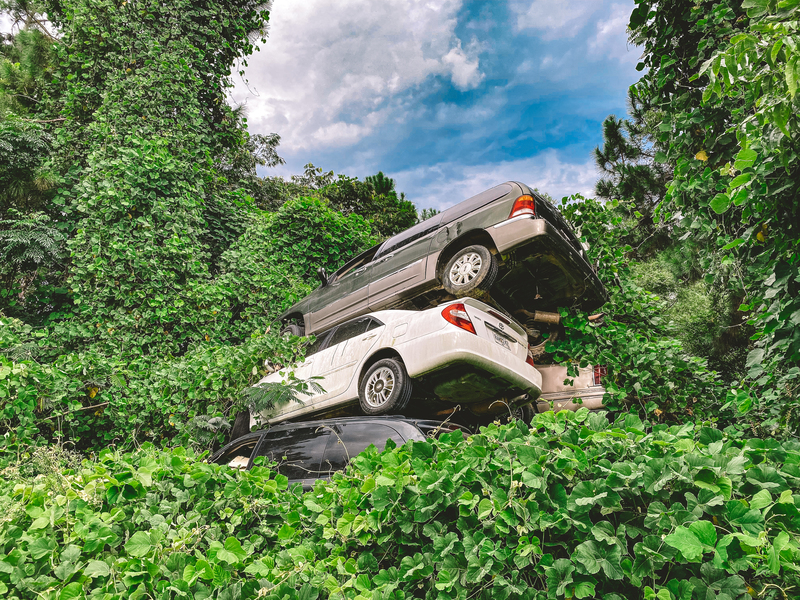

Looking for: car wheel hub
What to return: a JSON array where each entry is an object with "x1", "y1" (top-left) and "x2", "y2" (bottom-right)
[
  {"x1": 365, "y1": 367, "x2": 395, "y2": 408},
  {"x1": 449, "y1": 252, "x2": 482, "y2": 286}
]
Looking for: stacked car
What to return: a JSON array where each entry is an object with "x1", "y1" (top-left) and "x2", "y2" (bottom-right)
[{"x1": 215, "y1": 181, "x2": 609, "y2": 481}]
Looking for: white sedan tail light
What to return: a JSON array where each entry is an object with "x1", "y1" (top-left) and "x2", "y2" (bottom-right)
[{"x1": 441, "y1": 303, "x2": 476, "y2": 335}]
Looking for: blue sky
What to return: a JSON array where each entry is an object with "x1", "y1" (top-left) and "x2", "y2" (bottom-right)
[{"x1": 232, "y1": 0, "x2": 642, "y2": 211}]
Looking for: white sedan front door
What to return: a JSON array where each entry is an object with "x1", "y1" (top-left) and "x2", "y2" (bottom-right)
[{"x1": 312, "y1": 317, "x2": 384, "y2": 403}]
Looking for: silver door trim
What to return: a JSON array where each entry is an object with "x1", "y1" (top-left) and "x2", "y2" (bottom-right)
[{"x1": 370, "y1": 259, "x2": 423, "y2": 285}]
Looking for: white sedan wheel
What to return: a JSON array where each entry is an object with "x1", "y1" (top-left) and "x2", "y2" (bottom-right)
[
  {"x1": 359, "y1": 358, "x2": 413, "y2": 415},
  {"x1": 364, "y1": 366, "x2": 395, "y2": 409}
]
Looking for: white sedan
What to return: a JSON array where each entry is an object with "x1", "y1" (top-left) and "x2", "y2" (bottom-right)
[{"x1": 255, "y1": 298, "x2": 543, "y2": 425}]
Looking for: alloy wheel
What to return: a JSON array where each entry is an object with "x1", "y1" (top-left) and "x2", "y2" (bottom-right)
[
  {"x1": 448, "y1": 252, "x2": 483, "y2": 286},
  {"x1": 364, "y1": 366, "x2": 395, "y2": 409}
]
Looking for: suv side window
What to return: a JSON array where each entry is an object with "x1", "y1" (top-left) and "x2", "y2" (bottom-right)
[
  {"x1": 438, "y1": 183, "x2": 513, "y2": 226},
  {"x1": 374, "y1": 213, "x2": 443, "y2": 258},
  {"x1": 213, "y1": 434, "x2": 262, "y2": 470},
  {"x1": 254, "y1": 426, "x2": 330, "y2": 481},
  {"x1": 320, "y1": 423, "x2": 406, "y2": 474}
]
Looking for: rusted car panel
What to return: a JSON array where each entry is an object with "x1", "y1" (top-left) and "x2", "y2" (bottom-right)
[
  {"x1": 280, "y1": 181, "x2": 607, "y2": 337},
  {"x1": 534, "y1": 364, "x2": 606, "y2": 412}
]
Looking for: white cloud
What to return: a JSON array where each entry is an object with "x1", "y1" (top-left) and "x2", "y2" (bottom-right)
[
  {"x1": 392, "y1": 149, "x2": 598, "y2": 211},
  {"x1": 442, "y1": 38, "x2": 484, "y2": 90},
  {"x1": 588, "y1": 3, "x2": 637, "y2": 63},
  {"x1": 511, "y1": 0, "x2": 602, "y2": 38},
  {"x1": 233, "y1": 0, "x2": 483, "y2": 152}
]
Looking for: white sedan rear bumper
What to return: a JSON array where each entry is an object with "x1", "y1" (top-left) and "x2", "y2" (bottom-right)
[{"x1": 397, "y1": 327, "x2": 543, "y2": 400}]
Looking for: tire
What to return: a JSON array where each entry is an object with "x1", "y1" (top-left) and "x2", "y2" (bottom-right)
[
  {"x1": 280, "y1": 323, "x2": 305, "y2": 337},
  {"x1": 358, "y1": 358, "x2": 413, "y2": 416},
  {"x1": 441, "y1": 244, "x2": 498, "y2": 296},
  {"x1": 509, "y1": 403, "x2": 535, "y2": 424}
]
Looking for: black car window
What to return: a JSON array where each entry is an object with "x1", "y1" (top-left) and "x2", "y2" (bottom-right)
[
  {"x1": 374, "y1": 213, "x2": 443, "y2": 259},
  {"x1": 320, "y1": 423, "x2": 406, "y2": 473},
  {"x1": 326, "y1": 317, "x2": 371, "y2": 347},
  {"x1": 213, "y1": 434, "x2": 262, "y2": 470},
  {"x1": 254, "y1": 426, "x2": 330, "y2": 480},
  {"x1": 305, "y1": 329, "x2": 334, "y2": 356},
  {"x1": 438, "y1": 183, "x2": 513, "y2": 225}
]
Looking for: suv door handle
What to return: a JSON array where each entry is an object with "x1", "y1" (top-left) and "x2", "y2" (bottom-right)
[
  {"x1": 375, "y1": 253, "x2": 394, "y2": 264},
  {"x1": 353, "y1": 267, "x2": 367, "y2": 275}
]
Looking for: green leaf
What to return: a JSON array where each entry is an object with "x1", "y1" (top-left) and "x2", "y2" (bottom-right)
[
  {"x1": 750, "y1": 490, "x2": 772, "y2": 510},
  {"x1": 728, "y1": 173, "x2": 752, "y2": 189},
  {"x1": 59, "y1": 582, "x2": 84, "y2": 600},
  {"x1": 786, "y1": 56, "x2": 798, "y2": 98},
  {"x1": 733, "y1": 148, "x2": 757, "y2": 171},
  {"x1": 125, "y1": 531, "x2": 152, "y2": 558},
  {"x1": 688, "y1": 520, "x2": 717, "y2": 547},
  {"x1": 83, "y1": 560, "x2": 110, "y2": 578},
  {"x1": 664, "y1": 526, "x2": 705, "y2": 561},
  {"x1": 216, "y1": 537, "x2": 247, "y2": 564},
  {"x1": 722, "y1": 238, "x2": 745, "y2": 250},
  {"x1": 477, "y1": 498, "x2": 493, "y2": 519},
  {"x1": 573, "y1": 540, "x2": 624, "y2": 580},
  {"x1": 29, "y1": 537, "x2": 56, "y2": 560},
  {"x1": 709, "y1": 193, "x2": 731, "y2": 214}
]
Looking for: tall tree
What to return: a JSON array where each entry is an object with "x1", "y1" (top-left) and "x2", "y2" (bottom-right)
[
  {"x1": 594, "y1": 90, "x2": 672, "y2": 257},
  {"x1": 628, "y1": 0, "x2": 800, "y2": 428},
  {"x1": 41, "y1": 0, "x2": 271, "y2": 355}
]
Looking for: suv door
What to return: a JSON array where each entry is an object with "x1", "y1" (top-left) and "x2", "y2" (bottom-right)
[
  {"x1": 308, "y1": 262, "x2": 373, "y2": 332},
  {"x1": 368, "y1": 214, "x2": 443, "y2": 310},
  {"x1": 253, "y1": 424, "x2": 332, "y2": 489},
  {"x1": 312, "y1": 317, "x2": 384, "y2": 402}
]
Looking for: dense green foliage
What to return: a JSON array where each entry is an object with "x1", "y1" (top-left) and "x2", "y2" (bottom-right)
[
  {"x1": 2, "y1": 412, "x2": 799, "y2": 599},
  {"x1": 624, "y1": 0, "x2": 800, "y2": 428},
  {"x1": 0, "y1": 1, "x2": 402, "y2": 454},
  {"x1": 1, "y1": 0, "x2": 800, "y2": 598}
]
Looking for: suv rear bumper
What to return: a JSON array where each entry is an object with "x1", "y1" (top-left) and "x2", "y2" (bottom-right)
[{"x1": 489, "y1": 217, "x2": 607, "y2": 311}]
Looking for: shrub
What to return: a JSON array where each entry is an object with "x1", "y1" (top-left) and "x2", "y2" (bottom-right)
[{"x1": 2, "y1": 410, "x2": 798, "y2": 599}]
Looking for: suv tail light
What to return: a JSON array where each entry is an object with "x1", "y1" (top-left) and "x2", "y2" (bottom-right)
[
  {"x1": 509, "y1": 195, "x2": 536, "y2": 219},
  {"x1": 593, "y1": 365, "x2": 607, "y2": 386},
  {"x1": 442, "y1": 303, "x2": 476, "y2": 335}
]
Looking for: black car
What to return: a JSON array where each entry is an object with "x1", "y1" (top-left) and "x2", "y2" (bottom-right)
[{"x1": 210, "y1": 416, "x2": 461, "y2": 489}]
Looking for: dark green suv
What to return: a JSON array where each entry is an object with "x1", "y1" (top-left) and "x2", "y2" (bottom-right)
[{"x1": 279, "y1": 181, "x2": 606, "y2": 342}]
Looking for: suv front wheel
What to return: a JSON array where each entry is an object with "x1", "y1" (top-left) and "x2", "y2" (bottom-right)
[{"x1": 441, "y1": 244, "x2": 498, "y2": 296}]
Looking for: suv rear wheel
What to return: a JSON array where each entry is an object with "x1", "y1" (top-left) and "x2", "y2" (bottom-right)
[
  {"x1": 442, "y1": 244, "x2": 498, "y2": 296},
  {"x1": 359, "y1": 358, "x2": 413, "y2": 415}
]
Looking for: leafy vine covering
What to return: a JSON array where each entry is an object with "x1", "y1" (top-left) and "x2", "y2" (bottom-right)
[{"x1": 1, "y1": 413, "x2": 799, "y2": 599}]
